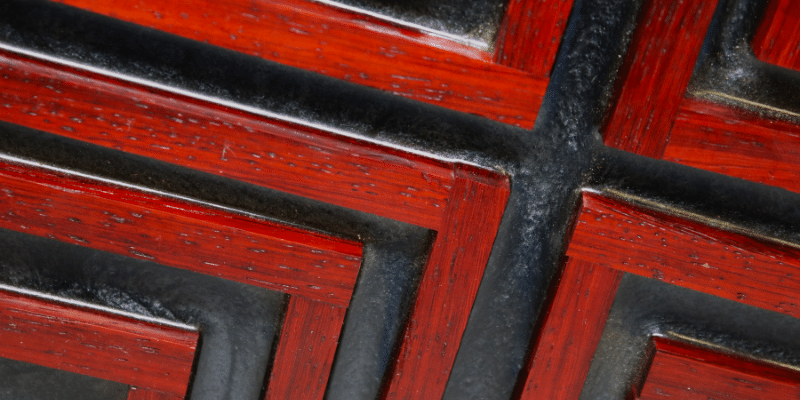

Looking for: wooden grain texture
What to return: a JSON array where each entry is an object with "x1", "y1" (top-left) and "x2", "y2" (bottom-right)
[
  {"x1": 0, "y1": 158, "x2": 362, "y2": 397},
  {"x1": 128, "y1": 388, "x2": 182, "y2": 400},
  {"x1": 49, "y1": 0, "x2": 546, "y2": 127},
  {"x1": 494, "y1": 0, "x2": 575, "y2": 77},
  {"x1": 0, "y1": 159, "x2": 362, "y2": 306},
  {"x1": 0, "y1": 288, "x2": 197, "y2": 397},
  {"x1": 0, "y1": 32, "x2": 513, "y2": 400},
  {"x1": 568, "y1": 191, "x2": 800, "y2": 318},
  {"x1": 265, "y1": 296, "x2": 346, "y2": 400},
  {"x1": 383, "y1": 164, "x2": 510, "y2": 400},
  {"x1": 602, "y1": 0, "x2": 719, "y2": 157},
  {"x1": 752, "y1": 0, "x2": 800, "y2": 73},
  {"x1": 0, "y1": 51, "x2": 453, "y2": 230},
  {"x1": 516, "y1": 258, "x2": 623, "y2": 400},
  {"x1": 638, "y1": 337, "x2": 800, "y2": 399},
  {"x1": 665, "y1": 98, "x2": 800, "y2": 194}
]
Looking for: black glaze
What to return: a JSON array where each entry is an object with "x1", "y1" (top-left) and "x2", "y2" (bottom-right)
[
  {"x1": 582, "y1": 273, "x2": 800, "y2": 400},
  {"x1": 0, "y1": 0, "x2": 797, "y2": 399},
  {"x1": 318, "y1": 0, "x2": 507, "y2": 49},
  {"x1": 0, "y1": 358, "x2": 128, "y2": 400},
  {"x1": 444, "y1": 0, "x2": 645, "y2": 398},
  {"x1": 590, "y1": 145, "x2": 800, "y2": 246},
  {"x1": 690, "y1": 0, "x2": 800, "y2": 120}
]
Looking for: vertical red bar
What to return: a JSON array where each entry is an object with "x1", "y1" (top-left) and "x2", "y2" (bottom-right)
[
  {"x1": 265, "y1": 296, "x2": 347, "y2": 400},
  {"x1": 516, "y1": 259, "x2": 623, "y2": 400},
  {"x1": 602, "y1": 0, "x2": 719, "y2": 157},
  {"x1": 752, "y1": 0, "x2": 800, "y2": 73},
  {"x1": 494, "y1": 0, "x2": 576, "y2": 77},
  {"x1": 383, "y1": 164, "x2": 510, "y2": 400}
]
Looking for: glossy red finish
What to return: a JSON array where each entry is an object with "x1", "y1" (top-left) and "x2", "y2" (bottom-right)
[
  {"x1": 602, "y1": 0, "x2": 719, "y2": 157},
  {"x1": 517, "y1": 191, "x2": 800, "y2": 399},
  {"x1": 638, "y1": 337, "x2": 800, "y2": 399},
  {"x1": 494, "y1": 0, "x2": 575, "y2": 76},
  {"x1": 602, "y1": 0, "x2": 800, "y2": 197},
  {"x1": 516, "y1": 258, "x2": 622, "y2": 400},
  {"x1": 0, "y1": 34, "x2": 511, "y2": 399},
  {"x1": 752, "y1": 0, "x2": 800, "y2": 73},
  {"x1": 0, "y1": 157, "x2": 363, "y2": 398},
  {"x1": 0, "y1": 51, "x2": 453, "y2": 231},
  {"x1": 384, "y1": 164, "x2": 510, "y2": 400},
  {"x1": 0, "y1": 287, "x2": 198, "y2": 398},
  {"x1": 49, "y1": 0, "x2": 553, "y2": 128},
  {"x1": 0, "y1": 159, "x2": 362, "y2": 306},
  {"x1": 569, "y1": 191, "x2": 800, "y2": 318},
  {"x1": 266, "y1": 296, "x2": 346, "y2": 400},
  {"x1": 666, "y1": 98, "x2": 800, "y2": 194}
]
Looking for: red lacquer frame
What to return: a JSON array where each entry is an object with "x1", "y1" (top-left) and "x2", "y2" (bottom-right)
[
  {"x1": 0, "y1": 156, "x2": 364, "y2": 399},
  {"x1": 601, "y1": 0, "x2": 720, "y2": 157},
  {"x1": 0, "y1": 285, "x2": 199, "y2": 400},
  {"x1": 602, "y1": 0, "x2": 800, "y2": 195},
  {"x1": 0, "y1": 42, "x2": 510, "y2": 399},
  {"x1": 752, "y1": 0, "x2": 800, "y2": 73},
  {"x1": 515, "y1": 191, "x2": 800, "y2": 399},
  {"x1": 637, "y1": 337, "x2": 800, "y2": 400},
  {"x1": 46, "y1": 0, "x2": 575, "y2": 128}
]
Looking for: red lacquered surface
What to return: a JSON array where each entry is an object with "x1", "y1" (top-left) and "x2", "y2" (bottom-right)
[
  {"x1": 49, "y1": 0, "x2": 547, "y2": 127},
  {"x1": 0, "y1": 52, "x2": 453, "y2": 231},
  {"x1": 0, "y1": 160, "x2": 362, "y2": 306},
  {"x1": 0, "y1": 157, "x2": 364, "y2": 398},
  {"x1": 602, "y1": 0, "x2": 800, "y2": 197},
  {"x1": 516, "y1": 258, "x2": 623, "y2": 400},
  {"x1": 568, "y1": 191, "x2": 800, "y2": 318},
  {"x1": 0, "y1": 288, "x2": 198, "y2": 398},
  {"x1": 494, "y1": 0, "x2": 575, "y2": 76},
  {"x1": 638, "y1": 337, "x2": 800, "y2": 399},
  {"x1": 384, "y1": 164, "x2": 510, "y2": 400},
  {"x1": 0, "y1": 42, "x2": 511, "y2": 398},
  {"x1": 752, "y1": 0, "x2": 800, "y2": 73},
  {"x1": 266, "y1": 296, "x2": 346, "y2": 400},
  {"x1": 602, "y1": 0, "x2": 719, "y2": 157},
  {"x1": 665, "y1": 98, "x2": 800, "y2": 194},
  {"x1": 128, "y1": 388, "x2": 182, "y2": 400},
  {"x1": 521, "y1": 191, "x2": 800, "y2": 398}
]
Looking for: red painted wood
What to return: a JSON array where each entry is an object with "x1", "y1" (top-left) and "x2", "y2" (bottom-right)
[
  {"x1": 516, "y1": 258, "x2": 623, "y2": 400},
  {"x1": 0, "y1": 31, "x2": 513, "y2": 399},
  {"x1": 0, "y1": 51, "x2": 453, "y2": 231},
  {"x1": 49, "y1": 0, "x2": 546, "y2": 127},
  {"x1": 383, "y1": 164, "x2": 510, "y2": 400},
  {"x1": 494, "y1": 0, "x2": 575, "y2": 77},
  {"x1": 568, "y1": 191, "x2": 800, "y2": 318},
  {"x1": 0, "y1": 288, "x2": 198, "y2": 397},
  {"x1": 752, "y1": 0, "x2": 800, "y2": 73},
  {"x1": 665, "y1": 97, "x2": 800, "y2": 194},
  {"x1": 602, "y1": 0, "x2": 719, "y2": 157},
  {"x1": 128, "y1": 388, "x2": 182, "y2": 400},
  {"x1": 596, "y1": 0, "x2": 800, "y2": 198},
  {"x1": 265, "y1": 296, "x2": 346, "y2": 400},
  {"x1": 638, "y1": 337, "x2": 800, "y2": 399},
  {"x1": 0, "y1": 159, "x2": 362, "y2": 306},
  {"x1": 0, "y1": 158, "x2": 362, "y2": 397}
]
